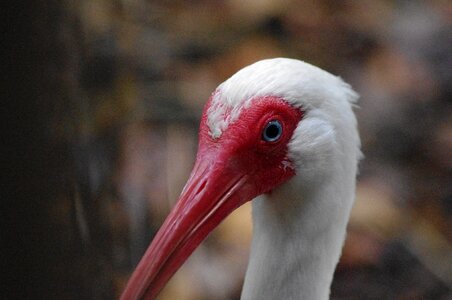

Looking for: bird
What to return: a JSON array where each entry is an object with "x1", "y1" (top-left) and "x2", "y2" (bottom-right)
[{"x1": 120, "y1": 58, "x2": 361, "y2": 300}]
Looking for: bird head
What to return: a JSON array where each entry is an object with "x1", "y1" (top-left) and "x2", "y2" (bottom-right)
[{"x1": 121, "y1": 58, "x2": 360, "y2": 299}]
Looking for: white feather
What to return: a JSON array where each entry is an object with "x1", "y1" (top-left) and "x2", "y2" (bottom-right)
[
  {"x1": 207, "y1": 58, "x2": 361, "y2": 300},
  {"x1": 207, "y1": 58, "x2": 358, "y2": 138}
]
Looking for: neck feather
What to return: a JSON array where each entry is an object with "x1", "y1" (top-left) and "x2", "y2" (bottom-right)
[{"x1": 241, "y1": 163, "x2": 356, "y2": 300}]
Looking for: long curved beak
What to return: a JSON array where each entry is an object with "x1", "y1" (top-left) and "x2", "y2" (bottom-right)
[{"x1": 120, "y1": 153, "x2": 251, "y2": 300}]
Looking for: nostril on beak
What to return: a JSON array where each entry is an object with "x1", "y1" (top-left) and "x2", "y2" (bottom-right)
[{"x1": 195, "y1": 180, "x2": 207, "y2": 197}]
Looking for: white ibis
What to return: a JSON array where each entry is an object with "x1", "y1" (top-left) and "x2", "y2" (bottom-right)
[{"x1": 121, "y1": 58, "x2": 361, "y2": 300}]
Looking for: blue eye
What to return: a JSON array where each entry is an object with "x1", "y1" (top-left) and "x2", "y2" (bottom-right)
[{"x1": 262, "y1": 120, "x2": 283, "y2": 142}]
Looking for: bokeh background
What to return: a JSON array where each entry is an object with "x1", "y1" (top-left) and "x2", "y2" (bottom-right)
[{"x1": 3, "y1": 0, "x2": 451, "y2": 299}]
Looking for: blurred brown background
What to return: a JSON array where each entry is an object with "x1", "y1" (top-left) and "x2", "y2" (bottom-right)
[{"x1": 3, "y1": 0, "x2": 451, "y2": 299}]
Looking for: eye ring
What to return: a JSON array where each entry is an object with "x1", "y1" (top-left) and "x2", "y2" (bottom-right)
[{"x1": 262, "y1": 120, "x2": 283, "y2": 142}]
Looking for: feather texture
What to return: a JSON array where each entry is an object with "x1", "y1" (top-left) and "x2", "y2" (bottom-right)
[{"x1": 206, "y1": 58, "x2": 361, "y2": 299}]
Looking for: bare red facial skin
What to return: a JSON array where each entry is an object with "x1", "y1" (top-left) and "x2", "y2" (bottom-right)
[
  {"x1": 120, "y1": 96, "x2": 303, "y2": 300},
  {"x1": 199, "y1": 96, "x2": 303, "y2": 195}
]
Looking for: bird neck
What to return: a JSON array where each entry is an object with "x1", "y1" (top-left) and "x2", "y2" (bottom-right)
[{"x1": 241, "y1": 171, "x2": 356, "y2": 300}]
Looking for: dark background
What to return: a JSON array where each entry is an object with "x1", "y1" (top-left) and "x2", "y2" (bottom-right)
[{"x1": 3, "y1": 1, "x2": 451, "y2": 299}]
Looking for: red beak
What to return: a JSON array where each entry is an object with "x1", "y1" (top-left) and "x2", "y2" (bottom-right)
[{"x1": 120, "y1": 151, "x2": 252, "y2": 300}]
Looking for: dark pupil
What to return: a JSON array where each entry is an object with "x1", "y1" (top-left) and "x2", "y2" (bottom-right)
[{"x1": 266, "y1": 124, "x2": 280, "y2": 139}]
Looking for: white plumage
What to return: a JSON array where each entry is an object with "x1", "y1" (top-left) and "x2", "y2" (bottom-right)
[{"x1": 208, "y1": 58, "x2": 361, "y2": 299}]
